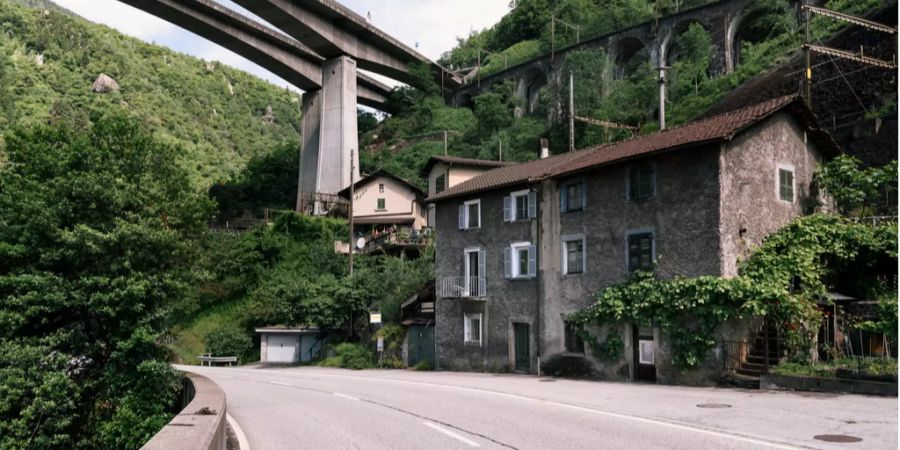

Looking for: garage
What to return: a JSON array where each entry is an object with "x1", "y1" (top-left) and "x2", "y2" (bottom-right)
[{"x1": 256, "y1": 327, "x2": 323, "y2": 364}]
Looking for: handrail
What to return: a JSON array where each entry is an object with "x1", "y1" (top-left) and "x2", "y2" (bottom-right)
[{"x1": 141, "y1": 372, "x2": 227, "y2": 450}]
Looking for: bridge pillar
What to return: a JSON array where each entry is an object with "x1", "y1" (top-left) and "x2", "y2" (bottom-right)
[{"x1": 296, "y1": 56, "x2": 360, "y2": 215}]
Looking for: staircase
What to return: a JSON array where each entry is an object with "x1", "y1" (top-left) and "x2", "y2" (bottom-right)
[{"x1": 723, "y1": 324, "x2": 784, "y2": 389}]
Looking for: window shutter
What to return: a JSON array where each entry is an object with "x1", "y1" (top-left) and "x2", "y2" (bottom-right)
[
  {"x1": 581, "y1": 183, "x2": 587, "y2": 210},
  {"x1": 527, "y1": 245, "x2": 537, "y2": 278},
  {"x1": 560, "y1": 241, "x2": 567, "y2": 274},
  {"x1": 560, "y1": 187, "x2": 568, "y2": 213},
  {"x1": 629, "y1": 170, "x2": 639, "y2": 200},
  {"x1": 504, "y1": 247, "x2": 513, "y2": 279},
  {"x1": 527, "y1": 191, "x2": 537, "y2": 218},
  {"x1": 503, "y1": 196, "x2": 512, "y2": 222},
  {"x1": 478, "y1": 249, "x2": 486, "y2": 280},
  {"x1": 458, "y1": 204, "x2": 465, "y2": 230}
]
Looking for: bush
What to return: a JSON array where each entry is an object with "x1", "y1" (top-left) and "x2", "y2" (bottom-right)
[
  {"x1": 375, "y1": 324, "x2": 405, "y2": 368},
  {"x1": 540, "y1": 354, "x2": 594, "y2": 378},
  {"x1": 333, "y1": 343, "x2": 375, "y2": 370},
  {"x1": 319, "y1": 356, "x2": 343, "y2": 368},
  {"x1": 412, "y1": 360, "x2": 432, "y2": 371},
  {"x1": 205, "y1": 327, "x2": 252, "y2": 362}
]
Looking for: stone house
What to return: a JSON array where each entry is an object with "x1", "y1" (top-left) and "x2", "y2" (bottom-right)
[
  {"x1": 422, "y1": 155, "x2": 511, "y2": 227},
  {"x1": 426, "y1": 96, "x2": 839, "y2": 384}
]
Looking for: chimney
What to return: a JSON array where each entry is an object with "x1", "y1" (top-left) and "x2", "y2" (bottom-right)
[{"x1": 540, "y1": 138, "x2": 550, "y2": 159}]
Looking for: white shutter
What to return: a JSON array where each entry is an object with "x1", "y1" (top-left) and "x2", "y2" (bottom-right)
[
  {"x1": 503, "y1": 195, "x2": 512, "y2": 222},
  {"x1": 458, "y1": 204, "x2": 465, "y2": 230},
  {"x1": 504, "y1": 247, "x2": 513, "y2": 279},
  {"x1": 527, "y1": 245, "x2": 537, "y2": 278},
  {"x1": 478, "y1": 249, "x2": 486, "y2": 280},
  {"x1": 527, "y1": 191, "x2": 537, "y2": 218}
]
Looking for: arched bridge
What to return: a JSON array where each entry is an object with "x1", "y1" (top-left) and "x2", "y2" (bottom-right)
[{"x1": 453, "y1": 0, "x2": 762, "y2": 112}]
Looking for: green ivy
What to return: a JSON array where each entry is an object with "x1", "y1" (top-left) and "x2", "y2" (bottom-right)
[
  {"x1": 570, "y1": 214, "x2": 897, "y2": 370},
  {"x1": 578, "y1": 330, "x2": 623, "y2": 362}
]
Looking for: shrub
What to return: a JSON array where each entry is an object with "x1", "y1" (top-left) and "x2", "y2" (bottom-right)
[
  {"x1": 540, "y1": 354, "x2": 593, "y2": 378},
  {"x1": 333, "y1": 343, "x2": 375, "y2": 370},
  {"x1": 205, "y1": 327, "x2": 252, "y2": 362},
  {"x1": 375, "y1": 324, "x2": 405, "y2": 368},
  {"x1": 412, "y1": 360, "x2": 432, "y2": 371},
  {"x1": 319, "y1": 356, "x2": 343, "y2": 368}
]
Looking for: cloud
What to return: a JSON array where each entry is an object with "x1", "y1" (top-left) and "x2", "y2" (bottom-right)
[{"x1": 50, "y1": 0, "x2": 510, "y2": 91}]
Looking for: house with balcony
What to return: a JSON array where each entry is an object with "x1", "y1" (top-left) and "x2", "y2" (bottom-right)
[
  {"x1": 426, "y1": 96, "x2": 839, "y2": 384},
  {"x1": 334, "y1": 169, "x2": 429, "y2": 255},
  {"x1": 422, "y1": 155, "x2": 512, "y2": 227}
]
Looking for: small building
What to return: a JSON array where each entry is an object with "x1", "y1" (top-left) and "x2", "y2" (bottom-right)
[
  {"x1": 401, "y1": 281, "x2": 437, "y2": 368},
  {"x1": 256, "y1": 327, "x2": 324, "y2": 364},
  {"x1": 338, "y1": 169, "x2": 427, "y2": 232},
  {"x1": 421, "y1": 155, "x2": 512, "y2": 227}
]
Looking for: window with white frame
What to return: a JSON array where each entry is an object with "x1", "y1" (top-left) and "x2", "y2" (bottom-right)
[
  {"x1": 378, "y1": 183, "x2": 385, "y2": 193},
  {"x1": 464, "y1": 313, "x2": 482, "y2": 345},
  {"x1": 503, "y1": 189, "x2": 536, "y2": 222},
  {"x1": 458, "y1": 199, "x2": 481, "y2": 230},
  {"x1": 627, "y1": 231, "x2": 654, "y2": 272},
  {"x1": 560, "y1": 181, "x2": 584, "y2": 213},
  {"x1": 504, "y1": 242, "x2": 536, "y2": 279},
  {"x1": 777, "y1": 165, "x2": 794, "y2": 203},
  {"x1": 562, "y1": 236, "x2": 586, "y2": 275}
]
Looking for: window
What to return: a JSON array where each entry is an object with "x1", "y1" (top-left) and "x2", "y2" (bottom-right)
[
  {"x1": 378, "y1": 183, "x2": 385, "y2": 193},
  {"x1": 628, "y1": 164, "x2": 655, "y2": 201},
  {"x1": 560, "y1": 181, "x2": 584, "y2": 212},
  {"x1": 627, "y1": 232, "x2": 654, "y2": 272},
  {"x1": 435, "y1": 174, "x2": 446, "y2": 193},
  {"x1": 562, "y1": 236, "x2": 585, "y2": 275},
  {"x1": 376, "y1": 198, "x2": 386, "y2": 210},
  {"x1": 464, "y1": 313, "x2": 482, "y2": 345},
  {"x1": 503, "y1": 190, "x2": 536, "y2": 222},
  {"x1": 458, "y1": 199, "x2": 481, "y2": 230},
  {"x1": 564, "y1": 322, "x2": 585, "y2": 354},
  {"x1": 778, "y1": 165, "x2": 794, "y2": 203},
  {"x1": 504, "y1": 242, "x2": 536, "y2": 279}
]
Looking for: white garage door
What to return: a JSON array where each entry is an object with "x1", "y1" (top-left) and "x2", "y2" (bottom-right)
[{"x1": 266, "y1": 334, "x2": 297, "y2": 363}]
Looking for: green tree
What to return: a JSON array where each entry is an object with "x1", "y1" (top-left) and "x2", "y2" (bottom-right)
[
  {"x1": 0, "y1": 115, "x2": 213, "y2": 448},
  {"x1": 815, "y1": 155, "x2": 898, "y2": 217}
]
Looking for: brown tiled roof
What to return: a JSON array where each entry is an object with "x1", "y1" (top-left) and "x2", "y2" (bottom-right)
[
  {"x1": 427, "y1": 95, "x2": 839, "y2": 202},
  {"x1": 421, "y1": 155, "x2": 513, "y2": 178}
]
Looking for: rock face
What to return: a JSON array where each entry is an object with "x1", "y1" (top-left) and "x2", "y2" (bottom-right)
[{"x1": 91, "y1": 73, "x2": 119, "y2": 93}]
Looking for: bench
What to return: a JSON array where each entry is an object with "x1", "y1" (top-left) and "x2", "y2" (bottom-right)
[{"x1": 197, "y1": 354, "x2": 238, "y2": 367}]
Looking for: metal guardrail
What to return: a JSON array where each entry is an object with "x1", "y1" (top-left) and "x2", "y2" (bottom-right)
[
  {"x1": 198, "y1": 354, "x2": 238, "y2": 366},
  {"x1": 142, "y1": 372, "x2": 227, "y2": 450},
  {"x1": 437, "y1": 276, "x2": 486, "y2": 298}
]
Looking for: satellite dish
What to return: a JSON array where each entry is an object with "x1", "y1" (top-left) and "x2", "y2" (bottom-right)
[{"x1": 356, "y1": 237, "x2": 366, "y2": 250}]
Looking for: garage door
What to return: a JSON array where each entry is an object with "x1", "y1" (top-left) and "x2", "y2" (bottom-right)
[{"x1": 266, "y1": 334, "x2": 297, "y2": 363}]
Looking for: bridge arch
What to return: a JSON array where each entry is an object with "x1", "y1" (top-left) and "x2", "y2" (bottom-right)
[
  {"x1": 728, "y1": 2, "x2": 795, "y2": 71},
  {"x1": 611, "y1": 36, "x2": 651, "y2": 80},
  {"x1": 661, "y1": 18, "x2": 714, "y2": 69},
  {"x1": 515, "y1": 66, "x2": 549, "y2": 116}
]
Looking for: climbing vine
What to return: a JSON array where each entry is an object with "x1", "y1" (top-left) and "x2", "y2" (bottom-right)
[
  {"x1": 569, "y1": 214, "x2": 897, "y2": 370},
  {"x1": 577, "y1": 329, "x2": 623, "y2": 361}
]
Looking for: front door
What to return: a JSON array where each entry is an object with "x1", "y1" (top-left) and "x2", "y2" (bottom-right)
[
  {"x1": 514, "y1": 323, "x2": 530, "y2": 372},
  {"x1": 407, "y1": 325, "x2": 435, "y2": 368},
  {"x1": 633, "y1": 325, "x2": 656, "y2": 381}
]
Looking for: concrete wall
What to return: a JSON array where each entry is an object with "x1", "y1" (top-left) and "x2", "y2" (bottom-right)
[
  {"x1": 352, "y1": 175, "x2": 425, "y2": 229},
  {"x1": 141, "y1": 373, "x2": 227, "y2": 450},
  {"x1": 718, "y1": 112, "x2": 824, "y2": 277}
]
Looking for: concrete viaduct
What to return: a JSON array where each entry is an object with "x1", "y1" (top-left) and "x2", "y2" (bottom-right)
[
  {"x1": 120, "y1": 0, "x2": 461, "y2": 214},
  {"x1": 453, "y1": 0, "x2": 758, "y2": 115}
]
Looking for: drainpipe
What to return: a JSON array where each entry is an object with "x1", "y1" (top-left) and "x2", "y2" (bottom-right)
[{"x1": 534, "y1": 181, "x2": 543, "y2": 376}]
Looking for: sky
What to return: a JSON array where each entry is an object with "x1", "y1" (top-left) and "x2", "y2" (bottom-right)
[{"x1": 50, "y1": 0, "x2": 510, "y2": 91}]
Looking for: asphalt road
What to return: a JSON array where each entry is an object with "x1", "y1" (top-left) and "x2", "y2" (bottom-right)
[{"x1": 179, "y1": 365, "x2": 897, "y2": 450}]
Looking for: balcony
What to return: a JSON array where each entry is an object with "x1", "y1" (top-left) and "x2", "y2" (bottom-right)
[{"x1": 437, "y1": 276, "x2": 486, "y2": 298}]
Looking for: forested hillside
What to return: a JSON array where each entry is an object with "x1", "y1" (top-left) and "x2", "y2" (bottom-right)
[{"x1": 0, "y1": 0, "x2": 301, "y2": 186}]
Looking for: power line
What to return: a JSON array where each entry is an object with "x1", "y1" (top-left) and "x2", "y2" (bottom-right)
[{"x1": 802, "y1": 4, "x2": 897, "y2": 34}]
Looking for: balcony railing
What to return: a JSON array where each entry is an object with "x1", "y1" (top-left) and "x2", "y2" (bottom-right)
[{"x1": 437, "y1": 276, "x2": 486, "y2": 298}]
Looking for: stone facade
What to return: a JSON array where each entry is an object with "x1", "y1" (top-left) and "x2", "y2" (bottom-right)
[{"x1": 433, "y1": 112, "x2": 828, "y2": 384}]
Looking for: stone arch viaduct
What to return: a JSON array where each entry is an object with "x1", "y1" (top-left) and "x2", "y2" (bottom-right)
[{"x1": 452, "y1": 0, "x2": 775, "y2": 113}]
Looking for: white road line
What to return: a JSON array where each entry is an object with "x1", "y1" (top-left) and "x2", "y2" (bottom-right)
[
  {"x1": 423, "y1": 422, "x2": 481, "y2": 447},
  {"x1": 269, "y1": 381, "x2": 293, "y2": 387},
  {"x1": 226, "y1": 413, "x2": 251, "y2": 450},
  {"x1": 333, "y1": 392, "x2": 359, "y2": 401}
]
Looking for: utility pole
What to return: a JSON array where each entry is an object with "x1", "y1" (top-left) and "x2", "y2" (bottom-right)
[
  {"x1": 804, "y1": 0, "x2": 812, "y2": 108},
  {"x1": 348, "y1": 148, "x2": 355, "y2": 275},
  {"x1": 568, "y1": 72, "x2": 575, "y2": 152},
  {"x1": 499, "y1": 139, "x2": 503, "y2": 162},
  {"x1": 443, "y1": 130, "x2": 448, "y2": 155},
  {"x1": 658, "y1": 67, "x2": 666, "y2": 130}
]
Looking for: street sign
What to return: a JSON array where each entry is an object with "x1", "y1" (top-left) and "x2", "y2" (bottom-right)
[
  {"x1": 369, "y1": 312, "x2": 382, "y2": 324},
  {"x1": 377, "y1": 336, "x2": 384, "y2": 352}
]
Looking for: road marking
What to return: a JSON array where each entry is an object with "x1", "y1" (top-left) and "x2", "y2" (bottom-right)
[
  {"x1": 269, "y1": 381, "x2": 292, "y2": 387},
  {"x1": 424, "y1": 422, "x2": 481, "y2": 447},
  {"x1": 226, "y1": 413, "x2": 251, "y2": 450},
  {"x1": 333, "y1": 392, "x2": 359, "y2": 401}
]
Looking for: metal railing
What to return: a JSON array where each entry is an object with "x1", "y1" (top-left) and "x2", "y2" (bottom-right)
[{"x1": 437, "y1": 276, "x2": 486, "y2": 298}]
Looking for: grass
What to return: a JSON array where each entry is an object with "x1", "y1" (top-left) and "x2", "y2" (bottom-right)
[
  {"x1": 170, "y1": 298, "x2": 249, "y2": 364},
  {"x1": 774, "y1": 357, "x2": 898, "y2": 378}
]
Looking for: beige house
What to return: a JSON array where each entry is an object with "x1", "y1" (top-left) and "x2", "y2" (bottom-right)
[
  {"x1": 421, "y1": 155, "x2": 511, "y2": 227},
  {"x1": 338, "y1": 169, "x2": 426, "y2": 231}
]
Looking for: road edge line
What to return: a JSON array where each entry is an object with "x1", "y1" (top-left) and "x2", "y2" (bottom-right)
[
  {"x1": 227, "y1": 413, "x2": 251, "y2": 450},
  {"x1": 423, "y1": 422, "x2": 481, "y2": 447}
]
